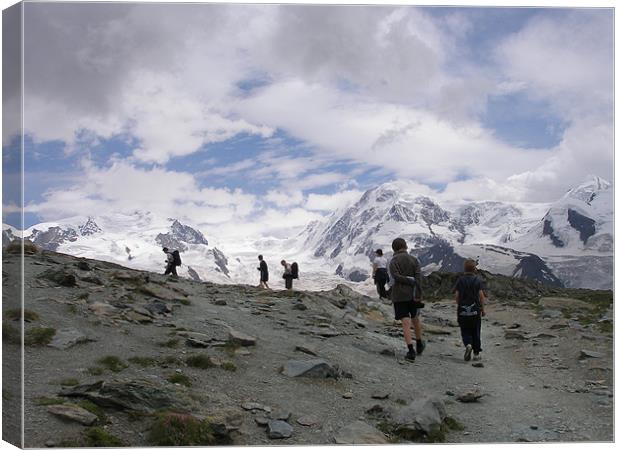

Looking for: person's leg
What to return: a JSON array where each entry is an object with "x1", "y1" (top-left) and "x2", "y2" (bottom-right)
[
  {"x1": 285, "y1": 277, "x2": 292, "y2": 290},
  {"x1": 473, "y1": 317, "x2": 482, "y2": 355},
  {"x1": 172, "y1": 265, "x2": 178, "y2": 277},
  {"x1": 460, "y1": 320, "x2": 474, "y2": 361},
  {"x1": 401, "y1": 317, "x2": 413, "y2": 346},
  {"x1": 412, "y1": 311, "x2": 425, "y2": 354}
]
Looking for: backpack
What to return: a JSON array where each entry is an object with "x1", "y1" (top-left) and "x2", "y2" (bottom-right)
[
  {"x1": 291, "y1": 262, "x2": 299, "y2": 279},
  {"x1": 456, "y1": 275, "x2": 481, "y2": 319},
  {"x1": 172, "y1": 250, "x2": 182, "y2": 266}
]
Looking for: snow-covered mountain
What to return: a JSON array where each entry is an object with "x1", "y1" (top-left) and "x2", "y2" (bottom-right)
[{"x1": 299, "y1": 176, "x2": 613, "y2": 290}]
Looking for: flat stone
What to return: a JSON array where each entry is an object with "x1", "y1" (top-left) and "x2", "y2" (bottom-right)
[
  {"x1": 267, "y1": 420, "x2": 293, "y2": 439},
  {"x1": 472, "y1": 362, "x2": 484, "y2": 368},
  {"x1": 270, "y1": 410, "x2": 291, "y2": 421},
  {"x1": 505, "y1": 330, "x2": 527, "y2": 340},
  {"x1": 334, "y1": 420, "x2": 388, "y2": 444},
  {"x1": 292, "y1": 303, "x2": 307, "y2": 311},
  {"x1": 580, "y1": 350, "x2": 603, "y2": 359},
  {"x1": 297, "y1": 415, "x2": 319, "y2": 426},
  {"x1": 255, "y1": 416, "x2": 269, "y2": 427},
  {"x1": 457, "y1": 389, "x2": 483, "y2": 403},
  {"x1": 125, "y1": 310, "x2": 153, "y2": 323},
  {"x1": 47, "y1": 404, "x2": 98, "y2": 425},
  {"x1": 343, "y1": 392, "x2": 353, "y2": 399},
  {"x1": 89, "y1": 302, "x2": 119, "y2": 317},
  {"x1": 186, "y1": 337, "x2": 210, "y2": 348},
  {"x1": 228, "y1": 329, "x2": 257, "y2": 347},
  {"x1": 295, "y1": 344, "x2": 318, "y2": 356},
  {"x1": 48, "y1": 329, "x2": 94, "y2": 350},
  {"x1": 282, "y1": 359, "x2": 338, "y2": 379},
  {"x1": 371, "y1": 392, "x2": 390, "y2": 400},
  {"x1": 534, "y1": 333, "x2": 559, "y2": 339},
  {"x1": 541, "y1": 309, "x2": 563, "y2": 319},
  {"x1": 241, "y1": 402, "x2": 271, "y2": 412},
  {"x1": 214, "y1": 299, "x2": 227, "y2": 306}
]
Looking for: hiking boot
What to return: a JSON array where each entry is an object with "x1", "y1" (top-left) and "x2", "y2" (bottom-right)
[
  {"x1": 464, "y1": 344, "x2": 473, "y2": 362},
  {"x1": 405, "y1": 350, "x2": 416, "y2": 362},
  {"x1": 473, "y1": 353, "x2": 481, "y2": 361},
  {"x1": 416, "y1": 340, "x2": 426, "y2": 355}
]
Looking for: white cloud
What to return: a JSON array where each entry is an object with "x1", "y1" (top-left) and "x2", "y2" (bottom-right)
[
  {"x1": 305, "y1": 190, "x2": 364, "y2": 212},
  {"x1": 264, "y1": 189, "x2": 304, "y2": 207}
]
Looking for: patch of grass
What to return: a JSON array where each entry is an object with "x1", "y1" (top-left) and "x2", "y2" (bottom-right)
[
  {"x1": 167, "y1": 373, "x2": 192, "y2": 387},
  {"x1": 598, "y1": 321, "x2": 613, "y2": 334},
  {"x1": 25, "y1": 327, "x2": 56, "y2": 346},
  {"x1": 148, "y1": 412, "x2": 219, "y2": 446},
  {"x1": 219, "y1": 340, "x2": 240, "y2": 357},
  {"x1": 159, "y1": 338, "x2": 180, "y2": 348},
  {"x1": 87, "y1": 366, "x2": 105, "y2": 376},
  {"x1": 84, "y1": 427, "x2": 124, "y2": 447},
  {"x1": 59, "y1": 378, "x2": 80, "y2": 387},
  {"x1": 76, "y1": 400, "x2": 106, "y2": 423},
  {"x1": 178, "y1": 298, "x2": 191, "y2": 306},
  {"x1": 127, "y1": 410, "x2": 153, "y2": 422},
  {"x1": 185, "y1": 354, "x2": 214, "y2": 369},
  {"x1": 4, "y1": 308, "x2": 39, "y2": 321},
  {"x1": 67, "y1": 304, "x2": 78, "y2": 314},
  {"x1": 443, "y1": 416, "x2": 464, "y2": 431},
  {"x1": 3, "y1": 322, "x2": 20, "y2": 344},
  {"x1": 221, "y1": 362, "x2": 237, "y2": 372},
  {"x1": 95, "y1": 355, "x2": 128, "y2": 373},
  {"x1": 160, "y1": 356, "x2": 181, "y2": 367},
  {"x1": 36, "y1": 396, "x2": 66, "y2": 406},
  {"x1": 128, "y1": 356, "x2": 158, "y2": 367}
]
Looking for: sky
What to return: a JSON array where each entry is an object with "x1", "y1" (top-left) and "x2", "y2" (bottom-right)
[{"x1": 1, "y1": 2, "x2": 614, "y2": 239}]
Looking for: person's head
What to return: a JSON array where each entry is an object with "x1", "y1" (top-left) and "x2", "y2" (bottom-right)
[
  {"x1": 391, "y1": 238, "x2": 407, "y2": 252},
  {"x1": 162, "y1": 247, "x2": 169, "y2": 253},
  {"x1": 464, "y1": 259, "x2": 477, "y2": 273},
  {"x1": 258, "y1": 255, "x2": 263, "y2": 261},
  {"x1": 281, "y1": 260, "x2": 286, "y2": 266},
  {"x1": 375, "y1": 249, "x2": 383, "y2": 257}
]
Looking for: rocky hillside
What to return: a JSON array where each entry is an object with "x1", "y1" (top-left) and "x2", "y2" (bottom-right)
[{"x1": 2, "y1": 244, "x2": 613, "y2": 446}]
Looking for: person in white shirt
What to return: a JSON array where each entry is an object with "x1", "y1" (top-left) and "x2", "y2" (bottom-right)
[{"x1": 372, "y1": 249, "x2": 389, "y2": 299}]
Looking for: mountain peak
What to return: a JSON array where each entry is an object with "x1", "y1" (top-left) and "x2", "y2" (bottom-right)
[{"x1": 565, "y1": 175, "x2": 611, "y2": 204}]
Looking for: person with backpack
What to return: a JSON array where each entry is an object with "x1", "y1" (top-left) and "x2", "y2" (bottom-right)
[
  {"x1": 388, "y1": 238, "x2": 426, "y2": 362},
  {"x1": 257, "y1": 255, "x2": 270, "y2": 289},
  {"x1": 454, "y1": 259, "x2": 486, "y2": 362},
  {"x1": 162, "y1": 247, "x2": 181, "y2": 278},
  {"x1": 281, "y1": 260, "x2": 298, "y2": 290},
  {"x1": 372, "y1": 249, "x2": 389, "y2": 299}
]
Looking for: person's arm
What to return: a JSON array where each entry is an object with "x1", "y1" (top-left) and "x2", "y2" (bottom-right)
[
  {"x1": 389, "y1": 258, "x2": 412, "y2": 285},
  {"x1": 454, "y1": 290, "x2": 460, "y2": 304},
  {"x1": 479, "y1": 289, "x2": 486, "y2": 316},
  {"x1": 413, "y1": 258, "x2": 423, "y2": 300}
]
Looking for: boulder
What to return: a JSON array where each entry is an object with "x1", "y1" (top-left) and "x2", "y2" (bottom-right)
[
  {"x1": 47, "y1": 404, "x2": 98, "y2": 425},
  {"x1": 60, "y1": 379, "x2": 179, "y2": 412},
  {"x1": 270, "y1": 410, "x2": 291, "y2": 421},
  {"x1": 39, "y1": 268, "x2": 77, "y2": 287},
  {"x1": 145, "y1": 301, "x2": 172, "y2": 316},
  {"x1": 334, "y1": 421, "x2": 389, "y2": 444},
  {"x1": 392, "y1": 397, "x2": 447, "y2": 439},
  {"x1": 228, "y1": 329, "x2": 257, "y2": 347},
  {"x1": 76, "y1": 261, "x2": 91, "y2": 271},
  {"x1": 282, "y1": 359, "x2": 338, "y2": 379},
  {"x1": 267, "y1": 420, "x2": 293, "y2": 439},
  {"x1": 48, "y1": 329, "x2": 94, "y2": 350}
]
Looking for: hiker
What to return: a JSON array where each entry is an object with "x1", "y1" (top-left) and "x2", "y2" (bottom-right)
[
  {"x1": 388, "y1": 237, "x2": 426, "y2": 361},
  {"x1": 281, "y1": 260, "x2": 294, "y2": 290},
  {"x1": 162, "y1": 247, "x2": 180, "y2": 278},
  {"x1": 257, "y1": 255, "x2": 270, "y2": 289},
  {"x1": 454, "y1": 259, "x2": 486, "y2": 362},
  {"x1": 372, "y1": 249, "x2": 389, "y2": 299}
]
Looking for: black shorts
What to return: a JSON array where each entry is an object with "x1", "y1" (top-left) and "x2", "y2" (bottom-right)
[
  {"x1": 394, "y1": 301, "x2": 420, "y2": 320},
  {"x1": 260, "y1": 274, "x2": 269, "y2": 282}
]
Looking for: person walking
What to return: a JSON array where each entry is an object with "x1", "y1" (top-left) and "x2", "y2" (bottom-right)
[
  {"x1": 257, "y1": 255, "x2": 270, "y2": 289},
  {"x1": 454, "y1": 259, "x2": 486, "y2": 361},
  {"x1": 162, "y1": 247, "x2": 178, "y2": 278},
  {"x1": 388, "y1": 238, "x2": 426, "y2": 361},
  {"x1": 372, "y1": 249, "x2": 389, "y2": 299},
  {"x1": 281, "y1": 260, "x2": 293, "y2": 290}
]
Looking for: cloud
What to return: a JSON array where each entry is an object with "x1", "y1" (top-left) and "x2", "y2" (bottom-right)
[
  {"x1": 305, "y1": 190, "x2": 364, "y2": 212},
  {"x1": 264, "y1": 189, "x2": 304, "y2": 207}
]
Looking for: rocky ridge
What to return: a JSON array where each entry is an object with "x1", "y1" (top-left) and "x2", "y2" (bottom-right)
[{"x1": 2, "y1": 246, "x2": 613, "y2": 446}]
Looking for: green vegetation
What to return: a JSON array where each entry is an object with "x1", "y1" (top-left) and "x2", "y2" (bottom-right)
[
  {"x1": 128, "y1": 356, "x2": 158, "y2": 367},
  {"x1": 95, "y1": 355, "x2": 128, "y2": 373},
  {"x1": 219, "y1": 340, "x2": 240, "y2": 357},
  {"x1": 59, "y1": 378, "x2": 80, "y2": 386},
  {"x1": 185, "y1": 354, "x2": 214, "y2": 369},
  {"x1": 2, "y1": 322, "x2": 20, "y2": 344},
  {"x1": 149, "y1": 412, "x2": 218, "y2": 446},
  {"x1": 159, "y1": 338, "x2": 180, "y2": 348},
  {"x1": 167, "y1": 373, "x2": 192, "y2": 387},
  {"x1": 76, "y1": 400, "x2": 106, "y2": 423},
  {"x1": 84, "y1": 427, "x2": 124, "y2": 447},
  {"x1": 443, "y1": 416, "x2": 465, "y2": 431},
  {"x1": 160, "y1": 356, "x2": 181, "y2": 367},
  {"x1": 4, "y1": 308, "x2": 39, "y2": 321},
  {"x1": 25, "y1": 327, "x2": 56, "y2": 346},
  {"x1": 36, "y1": 396, "x2": 66, "y2": 406},
  {"x1": 178, "y1": 298, "x2": 192, "y2": 306},
  {"x1": 221, "y1": 362, "x2": 237, "y2": 372},
  {"x1": 87, "y1": 366, "x2": 105, "y2": 376}
]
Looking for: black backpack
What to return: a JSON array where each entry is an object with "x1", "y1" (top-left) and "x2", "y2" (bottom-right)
[
  {"x1": 172, "y1": 250, "x2": 182, "y2": 266},
  {"x1": 291, "y1": 262, "x2": 299, "y2": 279},
  {"x1": 456, "y1": 275, "x2": 481, "y2": 319}
]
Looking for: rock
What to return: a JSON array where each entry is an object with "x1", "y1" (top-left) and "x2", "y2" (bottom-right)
[
  {"x1": 445, "y1": 391, "x2": 455, "y2": 396},
  {"x1": 40, "y1": 268, "x2": 77, "y2": 287},
  {"x1": 507, "y1": 323, "x2": 521, "y2": 329},
  {"x1": 76, "y1": 261, "x2": 91, "y2": 271},
  {"x1": 228, "y1": 329, "x2": 257, "y2": 347},
  {"x1": 60, "y1": 380, "x2": 179, "y2": 412},
  {"x1": 534, "y1": 333, "x2": 559, "y2": 339},
  {"x1": 538, "y1": 297, "x2": 596, "y2": 311},
  {"x1": 48, "y1": 329, "x2": 94, "y2": 350},
  {"x1": 334, "y1": 421, "x2": 388, "y2": 444},
  {"x1": 241, "y1": 402, "x2": 271, "y2": 412},
  {"x1": 295, "y1": 344, "x2": 318, "y2": 356},
  {"x1": 343, "y1": 392, "x2": 353, "y2": 399},
  {"x1": 125, "y1": 310, "x2": 153, "y2": 323},
  {"x1": 423, "y1": 324, "x2": 452, "y2": 335},
  {"x1": 550, "y1": 322, "x2": 569, "y2": 330},
  {"x1": 541, "y1": 309, "x2": 563, "y2": 319},
  {"x1": 186, "y1": 337, "x2": 210, "y2": 348},
  {"x1": 145, "y1": 301, "x2": 172, "y2": 316},
  {"x1": 392, "y1": 397, "x2": 447, "y2": 438},
  {"x1": 371, "y1": 392, "x2": 390, "y2": 400},
  {"x1": 47, "y1": 404, "x2": 98, "y2": 425},
  {"x1": 472, "y1": 362, "x2": 484, "y2": 368},
  {"x1": 214, "y1": 299, "x2": 227, "y2": 306},
  {"x1": 89, "y1": 302, "x2": 119, "y2": 317},
  {"x1": 255, "y1": 416, "x2": 269, "y2": 427},
  {"x1": 267, "y1": 420, "x2": 293, "y2": 439},
  {"x1": 270, "y1": 410, "x2": 291, "y2": 421},
  {"x1": 282, "y1": 359, "x2": 338, "y2": 379},
  {"x1": 579, "y1": 350, "x2": 603, "y2": 359},
  {"x1": 380, "y1": 348, "x2": 396, "y2": 356},
  {"x1": 505, "y1": 330, "x2": 527, "y2": 340},
  {"x1": 80, "y1": 276, "x2": 103, "y2": 285},
  {"x1": 292, "y1": 303, "x2": 307, "y2": 311},
  {"x1": 297, "y1": 415, "x2": 319, "y2": 426},
  {"x1": 457, "y1": 389, "x2": 483, "y2": 403}
]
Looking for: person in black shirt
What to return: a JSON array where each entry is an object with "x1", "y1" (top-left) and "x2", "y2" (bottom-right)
[
  {"x1": 454, "y1": 259, "x2": 486, "y2": 362},
  {"x1": 257, "y1": 255, "x2": 270, "y2": 289}
]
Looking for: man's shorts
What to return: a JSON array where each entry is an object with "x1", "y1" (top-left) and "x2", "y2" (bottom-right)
[{"x1": 394, "y1": 301, "x2": 421, "y2": 320}]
